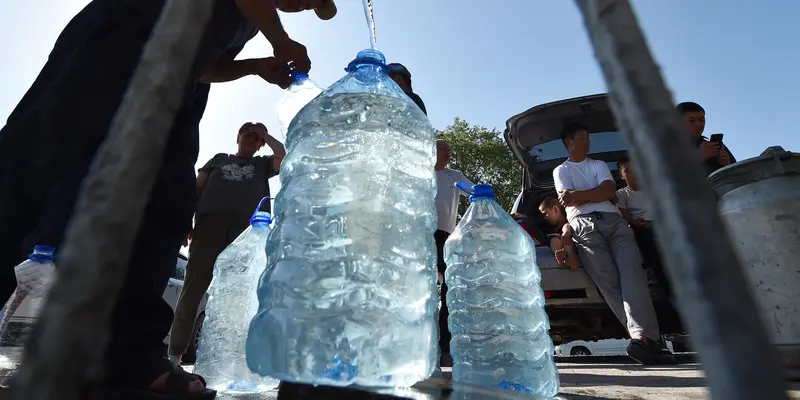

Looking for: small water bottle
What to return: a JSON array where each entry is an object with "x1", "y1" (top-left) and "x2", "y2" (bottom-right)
[
  {"x1": 275, "y1": 69, "x2": 324, "y2": 141},
  {"x1": 194, "y1": 198, "x2": 279, "y2": 393},
  {"x1": 445, "y1": 183, "x2": 559, "y2": 397},
  {"x1": 0, "y1": 246, "x2": 57, "y2": 367}
]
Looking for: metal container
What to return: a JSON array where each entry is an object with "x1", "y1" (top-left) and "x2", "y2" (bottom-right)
[{"x1": 709, "y1": 146, "x2": 800, "y2": 368}]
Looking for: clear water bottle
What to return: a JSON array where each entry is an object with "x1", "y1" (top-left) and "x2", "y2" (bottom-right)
[
  {"x1": 194, "y1": 198, "x2": 279, "y2": 393},
  {"x1": 275, "y1": 69, "x2": 324, "y2": 141},
  {"x1": 445, "y1": 183, "x2": 559, "y2": 397},
  {"x1": 247, "y1": 49, "x2": 439, "y2": 388},
  {"x1": 0, "y1": 246, "x2": 57, "y2": 367}
]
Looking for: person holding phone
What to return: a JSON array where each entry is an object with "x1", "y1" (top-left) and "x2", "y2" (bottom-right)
[{"x1": 676, "y1": 101, "x2": 736, "y2": 175}]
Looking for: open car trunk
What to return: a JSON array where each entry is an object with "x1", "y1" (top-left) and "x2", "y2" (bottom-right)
[
  {"x1": 503, "y1": 94, "x2": 685, "y2": 342},
  {"x1": 504, "y1": 94, "x2": 629, "y2": 244}
]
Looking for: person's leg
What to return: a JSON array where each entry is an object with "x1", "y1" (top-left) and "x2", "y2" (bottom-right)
[
  {"x1": 434, "y1": 229, "x2": 451, "y2": 364},
  {"x1": 569, "y1": 216, "x2": 628, "y2": 329},
  {"x1": 605, "y1": 215, "x2": 660, "y2": 342},
  {"x1": 168, "y1": 215, "x2": 230, "y2": 361},
  {"x1": 634, "y1": 225, "x2": 673, "y2": 298},
  {"x1": 605, "y1": 214, "x2": 672, "y2": 364}
]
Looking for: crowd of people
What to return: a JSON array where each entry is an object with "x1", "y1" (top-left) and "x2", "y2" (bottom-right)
[{"x1": 513, "y1": 101, "x2": 736, "y2": 365}]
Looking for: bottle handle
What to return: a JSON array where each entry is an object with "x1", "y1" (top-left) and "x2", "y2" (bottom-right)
[
  {"x1": 454, "y1": 182, "x2": 474, "y2": 196},
  {"x1": 253, "y1": 197, "x2": 272, "y2": 216}
]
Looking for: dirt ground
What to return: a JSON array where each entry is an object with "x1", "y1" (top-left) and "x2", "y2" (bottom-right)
[{"x1": 2, "y1": 353, "x2": 799, "y2": 399}]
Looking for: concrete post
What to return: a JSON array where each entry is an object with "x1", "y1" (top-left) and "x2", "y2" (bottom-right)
[
  {"x1": 10, "y1": 1, "x2": 215, "y2": 399},
  {"x1": 574, "y1": 0, "x2": 787, "y2": 399}
]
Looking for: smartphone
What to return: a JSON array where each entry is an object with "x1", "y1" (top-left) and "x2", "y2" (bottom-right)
[{"x1": 709, "y1": 133, "x2": 724, "y2": 143}]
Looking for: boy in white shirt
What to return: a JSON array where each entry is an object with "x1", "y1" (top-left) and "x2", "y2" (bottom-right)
[
  {"x1": 554, "y1": 123, "x2": 670, "y2": 365},
  {"x1": 616, "y1": 156, "x2": 672, "y2": 301}
]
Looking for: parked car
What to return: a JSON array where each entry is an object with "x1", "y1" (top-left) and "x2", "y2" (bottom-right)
[
  {"x1": 0, "y1": 254, "x2": 207, "y2": 363},
  {"x1": 556, "y1": 339, "x2": 675, "y2": 357},
  {"x1": 504, "y1": 93, "x2": 686, "y2": 346}
]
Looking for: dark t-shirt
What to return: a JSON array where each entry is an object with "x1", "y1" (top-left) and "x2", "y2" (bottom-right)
[
  {"x1": 197, "y1": 154, "x2": 278, "y2": 216},
  {"x1": 694, "y1": 136, "x2": 737, "y2": 176}
]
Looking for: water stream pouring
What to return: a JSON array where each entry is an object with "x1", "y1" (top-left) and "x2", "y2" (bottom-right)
[
  {"x1": 246, "y1": 49, "x2": 439, "y2": 387},
  {"x1": 362, "y1": 0, "x2": 377, "y2": 50}
]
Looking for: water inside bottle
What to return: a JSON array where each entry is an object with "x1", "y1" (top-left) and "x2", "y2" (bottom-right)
[{"x1": 362, "y1": 0, "x2": 377, "y2": 50}]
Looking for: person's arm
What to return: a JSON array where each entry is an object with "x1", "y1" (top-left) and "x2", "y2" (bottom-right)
[
  {"x1": 234, "y1": 0, "x2": 290, "y2": 45},
  {"x1": 200, "y1": 56, "x2": 258, "y2": 83},
  {"x1": 201, "y1": 52, "x2": 291, "y2": 87},
  {"x1": 234, "y1": 0, "x2": 312, "y2": 72},
  {"x1": 561, "y1": 224, "x2": 574, "y2": 246},
  {"x1": 457, "y1": 172, "x2": 475, "y2": 197},
  {"x1": 197, "y1": 155, "x2": 220, "y2": 198},
  {"x1": 568, "y1": 180, "x2": 616, "y2": 203},
  {"x1": 562, "y1": 162, "x2": 616, "y2": 204},
  {"x1": 716, "y1": 144, "x2": 736, "y2": 166},
  {"x1": 197, "y1": 171, "x2": 210, "y2": 198},
  {"x1": 553, "y1": 165, "x2": 572, "y2": 194}
]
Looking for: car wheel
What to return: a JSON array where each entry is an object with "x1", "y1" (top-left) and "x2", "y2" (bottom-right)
[
  {"x1": 181, "y1": 313, "x2": 204, "y2": 364},
  {"x1": 570, "y1": 346, "x2": 591, "y2": 356}
]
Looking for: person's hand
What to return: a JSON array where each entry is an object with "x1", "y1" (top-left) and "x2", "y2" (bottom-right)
[
  {"x1": 717, "y1": 148, "x2": 732, "y2": 166},
  {"x1": 272, "y1": 37, "x2": 311, "y2": 73},
  {"x1": 633, "y1": 218, "x2": 650, "y2": 229},
  {"x1": 558, "y1": 190, "x2": 580, "y2": 207},
  {"x1": 250, "y1": 57, "x2": 291, "y2": 88},
  {"x1": 183, "y1": 231, "x2": 192, "y2": 247},
  {"x1": 700, "y1": 141, "x2": 721, "y2": 160}
]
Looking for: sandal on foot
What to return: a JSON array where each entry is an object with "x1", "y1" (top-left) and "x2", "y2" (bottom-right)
[{"x1": 87, "y1": 357, "x2": 216, "y2": 400}]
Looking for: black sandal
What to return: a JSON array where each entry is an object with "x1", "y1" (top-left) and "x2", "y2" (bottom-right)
[{"x1": 86, "y1": 357, "x2": 216, "y2": 400}]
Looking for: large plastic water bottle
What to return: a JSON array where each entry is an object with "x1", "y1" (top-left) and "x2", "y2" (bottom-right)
[
  {"x1": 247, "y1": 49, "x2": 439, "y2": 388},
  {"x1": 444, "y1": 183, "x2": 559, "y2": 397},
  {"x1": 275, "y1": 69, "x2": 324, "y2": 141},
  {"x1": 0, "y1": 246, "x2": 56, "y2": 366},
  {"x1": 194, "y1": 198, "x2": 279, "y2": 393}
]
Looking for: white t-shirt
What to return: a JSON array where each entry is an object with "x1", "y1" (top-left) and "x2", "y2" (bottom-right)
[
  {"x1": 553, "y1": 158, "x2": 620, "y2": 221},
  {"x1": 616, "y1": 187, "x2": 653, "y2": 221},
  {"x1": 436, "y1": 168, "x2": 474, "y2": 233}
]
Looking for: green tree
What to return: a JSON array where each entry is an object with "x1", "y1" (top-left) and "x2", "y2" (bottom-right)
[{"x1": 436, "y1": 117, "x2": 523, "y2": 215}]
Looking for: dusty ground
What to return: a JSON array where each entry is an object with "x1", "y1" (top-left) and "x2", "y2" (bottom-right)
[{"x1": 2, "y1": 352, "x2": 799, "y2": 399}]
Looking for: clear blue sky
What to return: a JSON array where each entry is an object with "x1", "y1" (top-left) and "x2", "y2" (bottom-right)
[{"x1": 2, "y1": 0, "x2": 799, "y2": 168}]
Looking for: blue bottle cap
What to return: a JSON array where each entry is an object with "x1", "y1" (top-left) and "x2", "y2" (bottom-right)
[
  {"x1": 250, "y1": 197, "x2": 273, "y2": 226},
  {"x1": 290, "y1": 69, "x2": 309, "y2": 84},
  {"x1": 345, "y1": 49, "x2": 387, "y2": 73},
  {"x1": 455, "y1": 182, "x2": 496, "y2": 202},
  {"x1": 29, "y1": 245, "x2": 56, "y2": 262}
]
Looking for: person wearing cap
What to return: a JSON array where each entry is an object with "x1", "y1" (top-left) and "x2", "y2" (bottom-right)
[
  {"x1": 0, "y1": 0, "x2": 334, "y2": 398},
  {"x1": 388, "y1": 63, "x2": 428, "y2": 115},
  {"x1": 167, "y1": 121, "x2": 283, "y2": 367}
]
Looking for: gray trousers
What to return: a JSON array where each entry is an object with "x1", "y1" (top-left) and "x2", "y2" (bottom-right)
[{"x1": 570, "y1": 212, "x2": 660, "y2": 341}]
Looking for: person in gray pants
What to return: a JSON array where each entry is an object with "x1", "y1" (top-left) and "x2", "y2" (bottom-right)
[{"x1": 552, "y1": 122, "x2": 672, "y2": 365}]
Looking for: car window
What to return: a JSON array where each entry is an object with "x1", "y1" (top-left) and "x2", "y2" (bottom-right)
[
  {"x1": 528, "y1": 131, "x2": 628, "y2": 161},
  {"x1": 527, "y1": 131, "x2": 628, "y2": 183}
]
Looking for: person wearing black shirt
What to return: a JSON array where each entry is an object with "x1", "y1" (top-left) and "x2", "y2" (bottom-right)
[
  {"x1": 676, "y1": 101, "x2": 736, "y2": 175},
  {"x1": 0, "y1": 0, "x2": 337, "y2": 398}
]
